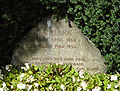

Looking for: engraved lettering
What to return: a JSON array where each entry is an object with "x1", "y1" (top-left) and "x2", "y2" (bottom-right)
[
  {"x1": 64, "y1": 58, "x2": 74, "y2": 61},
  {"x1": 54, "y1": 44, "x2": 65, "y2": 48},
  {"x1": 51, "y1": 38, "x2": 63, "y2": 42},
  {"x1": 66, "y1": 37, "x2": 76, "y2": 42},
  {"x1": 67, "y1": 44, "x2": 77, "y2": 48}
]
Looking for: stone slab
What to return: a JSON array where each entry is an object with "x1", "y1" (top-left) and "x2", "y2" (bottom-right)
[{"x1": 11, "y1": 18, "x2": 106, "y2": 74}]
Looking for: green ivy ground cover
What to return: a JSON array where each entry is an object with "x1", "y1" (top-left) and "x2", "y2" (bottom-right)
[
  {"x1": 0, "y1": 63, "x2": 120, "y2": 91},
  {"x1": 0, "y1": 0, "x2": 120, "y2": 74}
]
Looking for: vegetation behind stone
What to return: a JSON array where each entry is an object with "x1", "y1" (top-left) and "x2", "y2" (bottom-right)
[{"x1": 0, "y1": 0, "x2": 119, "y2": 74}]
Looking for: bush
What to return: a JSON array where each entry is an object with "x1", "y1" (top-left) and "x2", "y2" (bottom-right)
[
  {"x1": 0, "y1": 0, "x2": 119, "y2": 74},
  {"x1": 0, "y1": 63, "x2": 120, "y2": 91},
  {"x1": 66, "y1": 0, "x2": 120, "y2": 74}
]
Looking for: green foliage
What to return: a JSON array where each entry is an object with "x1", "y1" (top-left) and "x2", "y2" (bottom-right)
[
  {"x1": 0, "y1": 64, "x2": 120, "y2": 91},
  {"x1": 44, "y1": 0, "x2": 120, "y2": 74},
  {"x1": 0, "y1": 0, "x2": 120, "y2": 74},
  {"x1": 68, "y1": 0, "x2": 120, "y2": 74}
]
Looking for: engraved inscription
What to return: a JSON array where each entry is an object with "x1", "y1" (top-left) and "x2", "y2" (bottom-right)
[
  {"x1": 11, "y1": 18, "x2": 106, "y2": 74},
  {"x1": 38, "y1": 30, "x2": 72, "y2": 36},
  {"x1": 51, "y1": 38, "x2": 63, "y2": 42},
  {"x1": 66, "y1": 37, "x2": 76, "y2": 42},
  {"x1": 32, "y1": 57, "x2": 86, "y2": 62}
]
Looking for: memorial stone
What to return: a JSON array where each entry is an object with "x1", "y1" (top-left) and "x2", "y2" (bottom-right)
[{"x1": 11, "y1": 17, "x2": 106, "y2": 74}]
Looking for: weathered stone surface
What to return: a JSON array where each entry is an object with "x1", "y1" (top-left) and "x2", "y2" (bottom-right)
[{"x1": 11, "y1": 17, "x2": 106, "y2": 74}]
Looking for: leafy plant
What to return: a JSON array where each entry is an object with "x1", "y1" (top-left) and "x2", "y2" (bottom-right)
[
  {"x1": 0, "y1": 64, "x2": 120, "y2": 91},
  {"x1": 0, "y1": 0, "x2": 119, "y2": 74}
]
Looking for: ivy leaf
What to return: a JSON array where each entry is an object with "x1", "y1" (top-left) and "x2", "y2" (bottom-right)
[
  {"x1": 63, "y1": 64, "x2": 71, "y2": 73},
  {"x1": 95, "y1": 75, "x2": 102, "y2": 86},
  {"x1": 74, "y1": 71, "x2": 79, "y2": 76},
  {"x1": 55, "y1": 77, "x2": 60, "y2": 83},
  {"x1": 70, "y1": 0, "x2": 77, "y2": 4},
  {"x1": 28, "y1": 70, "x2": 33, "y2": 74}
]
